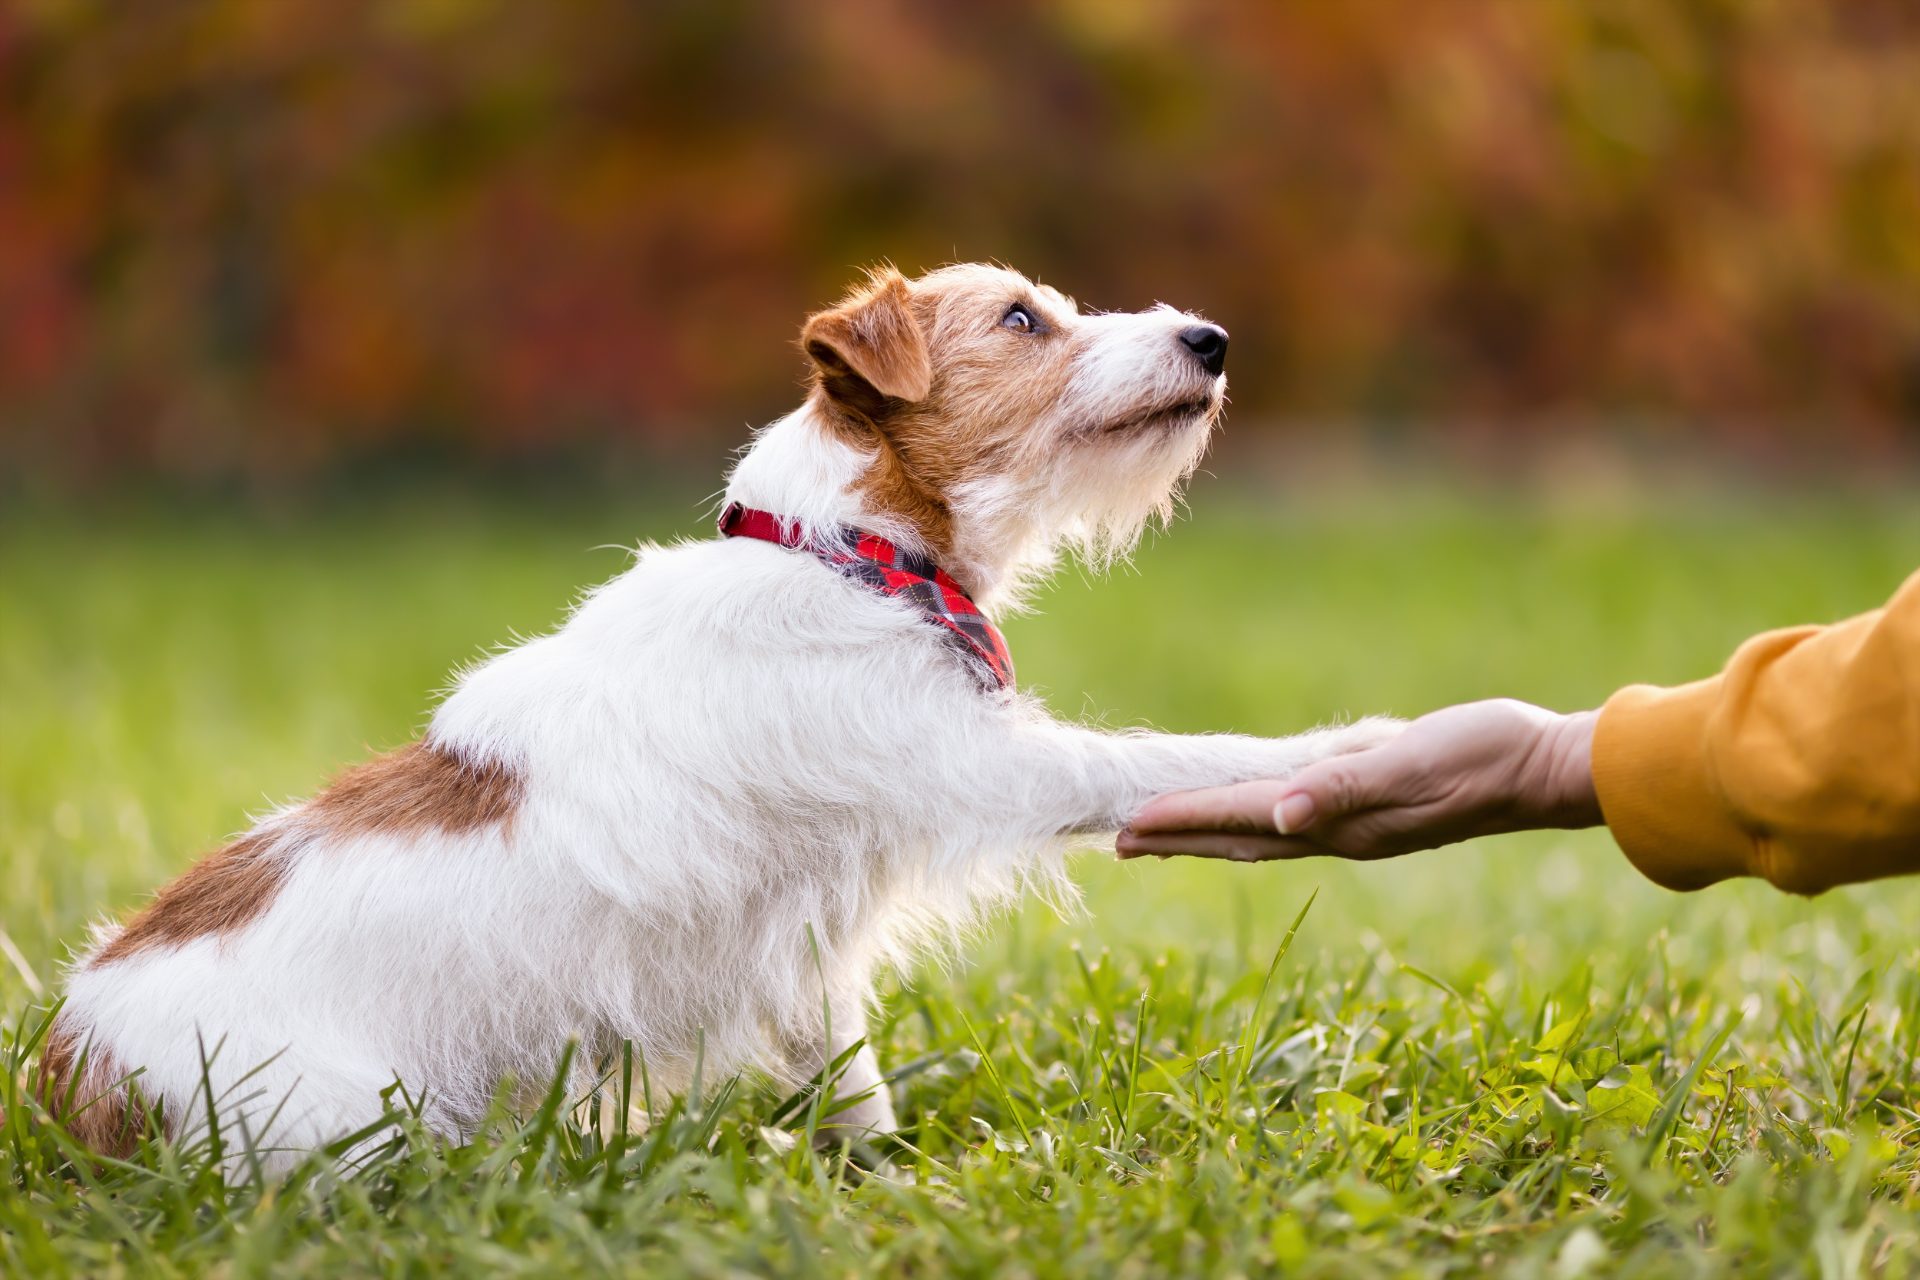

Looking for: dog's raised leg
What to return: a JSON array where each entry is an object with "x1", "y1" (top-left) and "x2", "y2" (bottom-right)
[{"x1": 997, "y1": 716, "x2": 1404, "y2": 837}]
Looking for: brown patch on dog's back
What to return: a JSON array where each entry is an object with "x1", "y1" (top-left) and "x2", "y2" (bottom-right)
[
  {"x1": 93, "y1": 829, "x2": 292, "y2": 966},
  {"x1": 37, "y1": 1017, "x2": 154, "y2": 1158},
  {"x1": 309, "y1": 740, "x2": 521, "y2": 836},
  {"x1": 92, "y1": 741, "x2": 521, "y2": 966}
]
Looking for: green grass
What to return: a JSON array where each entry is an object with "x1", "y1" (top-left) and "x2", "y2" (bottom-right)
[{"x1": 4, "y1": 483, "x2": 1920, "y2": 1277}]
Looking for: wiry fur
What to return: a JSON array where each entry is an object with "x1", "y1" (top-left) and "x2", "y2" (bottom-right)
[{"x1": 50, "y1": 263, "x2": 1396, "y2": 1169}]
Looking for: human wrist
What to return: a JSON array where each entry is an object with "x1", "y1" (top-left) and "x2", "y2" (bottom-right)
[{"x1": 1535, "y1": 709, "x2": 1602, "y2": 829}]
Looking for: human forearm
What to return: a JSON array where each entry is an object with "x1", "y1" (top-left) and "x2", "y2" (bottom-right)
[
  {"x1": 1595, "y1": 570, "x2": 1920, "y2": 895},
  {"x1": 1122, "y1": 572, "x2": 1920, "y2": 897}
]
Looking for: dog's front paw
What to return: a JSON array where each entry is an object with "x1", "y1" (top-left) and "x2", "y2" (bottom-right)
[
  {"x1": 1325, "y1": 715, "x2": 1406, "y2": 756},
  {"x1": 1241, "y1": 717, "x2": 1404, "y2": 783}
]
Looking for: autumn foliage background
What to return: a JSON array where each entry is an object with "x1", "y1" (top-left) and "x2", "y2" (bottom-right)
[{"x1": 2, "y1": 0, "x2": 1918, "y2": 490}]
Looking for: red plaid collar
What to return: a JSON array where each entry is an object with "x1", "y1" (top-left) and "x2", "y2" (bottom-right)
[{"x1": 719, "y1": 504, "x2": 1015, "y2": 693}]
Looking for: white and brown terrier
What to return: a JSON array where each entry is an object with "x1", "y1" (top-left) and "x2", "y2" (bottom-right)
[{"x1": 42, "y1": 264, "x2": 1395, "y2": 1166}]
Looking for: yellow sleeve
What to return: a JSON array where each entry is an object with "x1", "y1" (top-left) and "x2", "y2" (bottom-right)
[{"x1": 1592, "y1": 569, "x2": 1920, "y2": 895}]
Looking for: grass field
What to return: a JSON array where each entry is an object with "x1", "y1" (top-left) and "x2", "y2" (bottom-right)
[{"x1": 4, "y1": 482, "x2": 1920, "y2": 1277}]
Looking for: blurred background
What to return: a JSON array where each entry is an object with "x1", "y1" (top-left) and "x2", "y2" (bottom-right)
[
  {"x1": 5, "y1": 0, "x2": 1920, "y2": 1104},
  {"x1": 6, "y1": 23, "x2": 1920, "y2": 1267},
  {"x1": 2, "y1": 0, "x2": 1918, "y2": 493}
]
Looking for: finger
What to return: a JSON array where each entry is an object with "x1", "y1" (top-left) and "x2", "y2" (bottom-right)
[
  {"x1": 1126, "y1": 780, "x2": 1294, "y2": 834},
  {"x1": 1114, "y1": 830, "x2": 1326, "y2": 862},
  {"x1": 1269, "y1": 750, "x2": 1408, "y2": 832}
]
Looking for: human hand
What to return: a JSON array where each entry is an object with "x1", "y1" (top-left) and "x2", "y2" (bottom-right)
[{"x1": 1115, "y1": 699, "x2": 1602, "y2": 862}]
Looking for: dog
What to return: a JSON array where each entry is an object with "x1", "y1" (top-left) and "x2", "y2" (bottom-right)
[{"x1": 40, "y1": 263, "x2": 1396, "y2": 1166}]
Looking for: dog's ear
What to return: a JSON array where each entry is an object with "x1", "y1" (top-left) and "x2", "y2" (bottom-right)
[{"x1": 802, "y1": 268, "x2": 932, "y2": 421}]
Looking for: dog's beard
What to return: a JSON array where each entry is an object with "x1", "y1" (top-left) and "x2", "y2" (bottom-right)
[{"x1": 1053, "y1": 415, "x2": 1215, "y2": 570}]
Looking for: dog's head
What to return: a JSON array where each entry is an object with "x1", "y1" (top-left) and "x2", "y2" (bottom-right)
[{"x1": 799, "y1": 263, "x2": 1228, "y2": 598}]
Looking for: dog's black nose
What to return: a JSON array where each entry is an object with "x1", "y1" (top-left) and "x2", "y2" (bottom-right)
[{"x1": 1179, "y1": 324, "x2": 1229, "y2": 376}]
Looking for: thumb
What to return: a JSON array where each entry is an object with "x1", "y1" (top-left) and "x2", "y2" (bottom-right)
[{"x1": 1272, "y1": 755, "x2": 1391, "y2": 834}]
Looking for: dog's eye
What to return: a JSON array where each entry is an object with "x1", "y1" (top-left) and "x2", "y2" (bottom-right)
[{"x1": 1001, "y1": 303, "x2": 1039, "y2": 334}]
